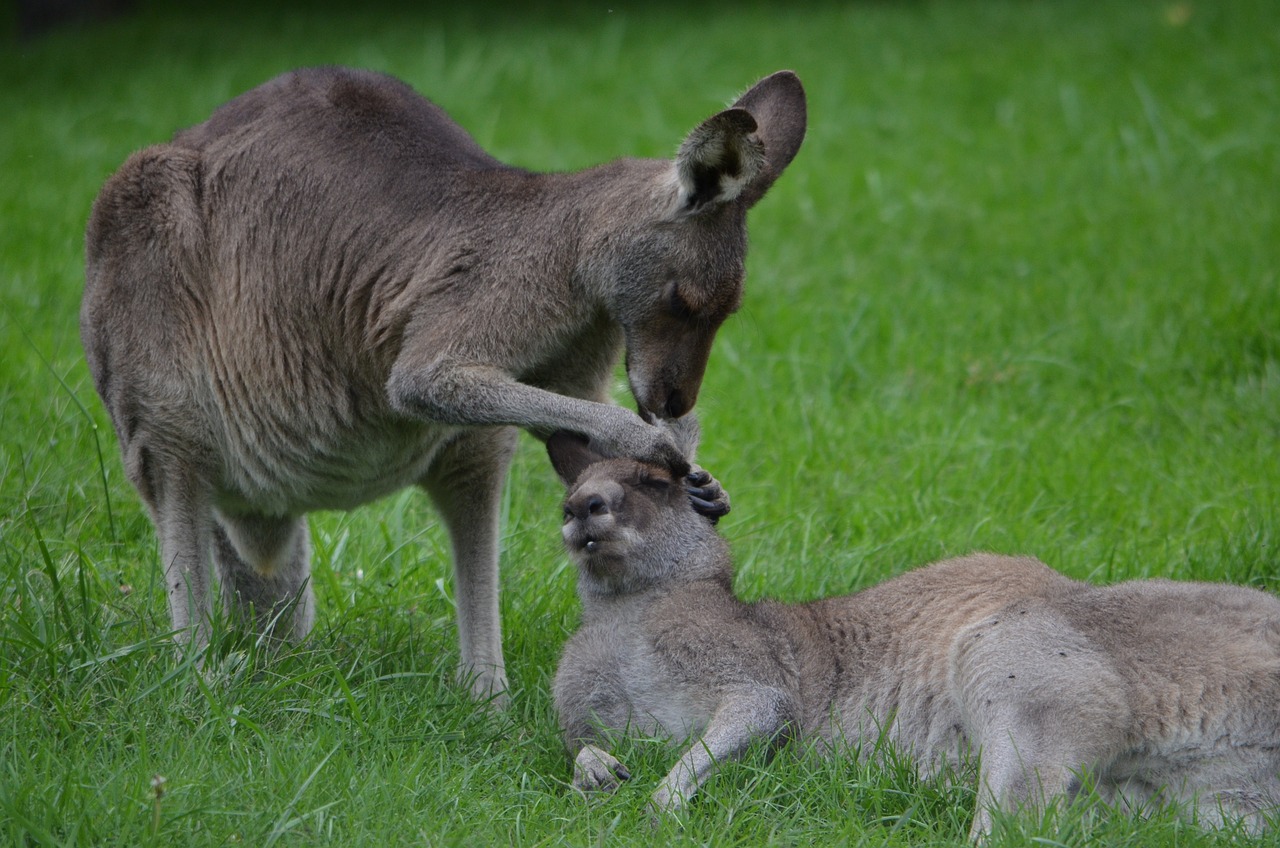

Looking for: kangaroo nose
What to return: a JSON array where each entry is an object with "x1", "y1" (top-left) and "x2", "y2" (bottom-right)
[
  {"x1": 664, "y1": 389, "x2": 691, "y2": 419},
  {"x1": 569, "y1": 493, "x2": 609, "y2": 521}
]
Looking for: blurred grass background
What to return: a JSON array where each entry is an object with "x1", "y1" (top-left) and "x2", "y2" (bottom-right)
[{"x1": 1, "y1": 0, "x2": 1277, "y2": 844}]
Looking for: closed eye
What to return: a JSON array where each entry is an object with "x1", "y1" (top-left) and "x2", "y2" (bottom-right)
[
  {"x1": 639, "y1": 474, "x2": 673, "y2": 492},
  {"x1": 668, "y1": 285, "x2": 696, "y2": 321}
]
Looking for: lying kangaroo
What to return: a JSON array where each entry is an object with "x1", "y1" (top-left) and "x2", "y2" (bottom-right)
[
  {"x1": 547, "y1": 432, "x2": 1280, "y2": 838},
  {"x1": 81, "y1": 67, "x2": 804, "y2": 703}
]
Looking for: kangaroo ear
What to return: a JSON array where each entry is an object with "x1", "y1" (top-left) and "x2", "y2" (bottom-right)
[
  {"x1": 730, "y1": 70, "x2": 807, "y2": 207},
  {"x1": 546, "y1": 430, "x2": 607, "y2": 486},
  {"x1": 673, "y1": 108, "x2": 766, "y2": 215}
]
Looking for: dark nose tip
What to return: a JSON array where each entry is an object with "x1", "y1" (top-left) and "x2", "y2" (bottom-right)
[
  {"x1": 570, "y1": 494, "x2": 609, "y2": 521},
  {"x1": 664, "y1": 389, "x2": 691, "y2": 419}
]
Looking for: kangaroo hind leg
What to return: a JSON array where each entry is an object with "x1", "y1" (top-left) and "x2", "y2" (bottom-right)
[
  {"x1": 421, "y1": 426, "x2": 519, "y2": 707},
  {"x1": 1189, "y1": 772, "x2": 1280, "y2": 835},
  {"x1": 955, "y1": 609, "x2": 1131, "y2": 839},
  {"x1": 131, "y1": 452, "x2": 218, "y2": 655}
]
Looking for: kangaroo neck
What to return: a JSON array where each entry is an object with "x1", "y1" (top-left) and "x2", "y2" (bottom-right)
[{"x1": 578, "y1": 566, "x2": 735, "y2": 621}]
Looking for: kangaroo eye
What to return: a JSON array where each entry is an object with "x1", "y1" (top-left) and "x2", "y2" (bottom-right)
[
  {"x1": 639, "y1": 474, "x2": 673, "y2": 492},
  {"x1": 666, "y1": 283, "x2": 695, "y2": 321}
]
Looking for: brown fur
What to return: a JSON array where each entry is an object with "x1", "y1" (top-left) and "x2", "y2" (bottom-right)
[
  {"x1": 547, "y1": 434, "x2": 1280, "y2": 838},
  {"x1": 80, "y1": 67, "x2": 805, "y2": 703}
]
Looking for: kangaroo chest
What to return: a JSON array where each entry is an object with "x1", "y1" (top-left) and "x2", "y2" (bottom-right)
[
  {"x1": 566, "y1": 610, "x2": 722, "y2": 743},
  {"x1": 622, "y1": 642, "x2": 720, "y2": 740}
]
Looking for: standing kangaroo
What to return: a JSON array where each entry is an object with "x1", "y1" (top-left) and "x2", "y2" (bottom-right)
[
  {"x1": 546, "y1": 432, "x2": 1280, "y2": 839},
  {"x1": 80, "y1": 67, "x2": 805, "y2": 703}
]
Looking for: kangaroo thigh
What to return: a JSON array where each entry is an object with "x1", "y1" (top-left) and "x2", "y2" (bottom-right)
[{"x1": 951, "y1": 606, "x2": 1132, "y2": 835}]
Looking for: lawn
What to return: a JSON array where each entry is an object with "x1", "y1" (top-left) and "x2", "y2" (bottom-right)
[{"x1": 1, "y1": 0, "x2": 1278, "y2": 845}]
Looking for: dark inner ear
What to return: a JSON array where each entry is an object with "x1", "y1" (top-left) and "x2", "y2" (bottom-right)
[
  {"x1": 686, "y1": 160, "x2": 732, "y2": 210},
  {"x1": 675, "y1": 107, "x2": 762, "y2": 213},
  {"x1": 546, "y1": 430, "x2": 605, "y2": 485}
]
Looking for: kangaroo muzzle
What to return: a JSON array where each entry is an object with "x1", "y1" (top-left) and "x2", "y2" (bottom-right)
[
  {"x1": 629, "y1": 367, "x2": 702, "y2": 422},
  {"x1": 563, "y1": 481, "x2": 623, "y2": 554}
]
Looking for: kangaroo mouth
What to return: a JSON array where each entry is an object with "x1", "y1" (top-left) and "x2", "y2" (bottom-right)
[
  {"x1": 570, "y1": 534, "x2": 621, "y2": 571},
  {"x1": 564, "y1": 522, "x2": 632, "y2": 565},
  {"x1": 625, "y1": 367, "x2": 670, "y2": 424},
  {"x1": 565, "y1": 526, "x2": 604, "y2": 554},
  {"x1": 570, "y1": 536, "x2": 601, "y2": 554}
]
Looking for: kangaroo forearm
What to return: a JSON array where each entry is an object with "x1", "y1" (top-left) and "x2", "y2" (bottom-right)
[
  {"x1": 388, "y1": 360, "x2": 627, "y2": 432},
  {"x1": 651, "y1": 687, "x2": 794, "y2": 811},
  {"x1": 388, "y1": 359, "x2": 691, "y2": 471},
  {"x1": 561, "y1": 718, "x2": 610, "y2": 755}
]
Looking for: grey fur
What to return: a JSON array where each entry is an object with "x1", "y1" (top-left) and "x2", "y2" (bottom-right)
[
  {"x1": 80, "y1": 67, "x2": 806, "y2": 703},
  {"x1": 546, "y1": 435, "x2": 1280, "y2": 838}
]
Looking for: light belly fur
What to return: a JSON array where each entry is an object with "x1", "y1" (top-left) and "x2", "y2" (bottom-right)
[{"x1": 212, "y1": 412, "x2": 462, "y2": 516}]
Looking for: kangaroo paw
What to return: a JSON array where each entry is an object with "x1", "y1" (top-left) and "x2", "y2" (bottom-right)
[
  {"x1": 573, "y1": 744, "x2": 631, "y2": 794},
  {"x1": 685, "y1": 465, "x2": 730, "y2": 523}
]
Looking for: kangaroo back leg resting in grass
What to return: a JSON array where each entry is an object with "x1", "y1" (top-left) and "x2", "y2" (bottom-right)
[{"x1": 147, "y1": 466, "x2": 216, "y2": 649}]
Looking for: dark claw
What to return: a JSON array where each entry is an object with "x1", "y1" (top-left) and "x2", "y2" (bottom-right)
[
  {"x1": 686, "y1": 485, "x2": 721, "y2": 501},
  {"x1": 689, "y1": 495, "x2": 730, "y2": 523},
  {"x1": 614, "y1": 764, "x2": 632, "y2": 781},
  {"x1": 685, "y1": 469, "x2": 712, "y2": 487}
]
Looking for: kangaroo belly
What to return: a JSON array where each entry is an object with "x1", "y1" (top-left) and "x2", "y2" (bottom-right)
[
  {"x1": 828, "y1": 669, "x2": 969, "y2": 774},
  {"x1": 212, "y1": 413, "x2": 460, "y2": 515},
  {"x1": 192, "y1": 316, "x2": 460, "y2": 514}
]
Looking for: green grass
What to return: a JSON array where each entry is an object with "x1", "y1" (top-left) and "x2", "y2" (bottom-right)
[{"x1": 2, "y1": 0, "x2": 1278, "y2": 844}]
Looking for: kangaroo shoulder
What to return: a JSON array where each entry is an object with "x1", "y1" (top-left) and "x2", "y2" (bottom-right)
[
  {"x1": 916, "y1": 553, "x2": 1063, "y2": 588},
  {"x1": 856, "y1": 553, "x2": 1069, "y2": 630},
  {"x1": 646, "y1": 588, "x2": 795, "y2": 686}
]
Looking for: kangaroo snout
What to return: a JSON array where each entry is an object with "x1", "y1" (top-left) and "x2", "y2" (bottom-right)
[
  {"x1": 628, "y1": 367, "x2": 701, "y2": 422},
  {"x1": 633, "y1": 385, "x2": 693, "y2": 420},
  {"x1": 624, "y1": 328, "x2": 715, "y2": 423},
  {"x1": 567, "y1": 493, "x2": 610, "y2": 521},
  {"x1": 662, "y1": 388, "x2": 692, "y2": 420},
  {"x1": 562, "y1": 481, "x2": 624, "y2": 553}
]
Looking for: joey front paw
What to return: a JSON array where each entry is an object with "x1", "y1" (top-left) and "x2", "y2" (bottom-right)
[
  {"x1": 685, "y1": 466, "x2": 730, "y2": 523},
  {"x1": 573, "y1": 744, "x2": 631, "y2": 794},
  {"x1": 647, "y1": 783, "x2": 689, "y2": 820}
]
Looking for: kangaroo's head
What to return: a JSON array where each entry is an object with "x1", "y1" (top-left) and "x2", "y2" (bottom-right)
[
  {"x1": 547, "y1": 429, "x2": 731, "y2": 597},
  {"x1": 585, "y1": 71, "x2": 807, "y2": 421}
]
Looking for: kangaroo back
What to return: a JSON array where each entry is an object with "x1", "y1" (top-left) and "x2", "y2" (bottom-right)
[{"x1": 175, "y1": 67, "x2": 503, "y2": 170}]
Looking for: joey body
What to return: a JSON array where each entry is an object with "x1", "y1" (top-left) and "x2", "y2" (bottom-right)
[{"x1": 546, "y1": 434, "x2": 1280, "y2": 838}]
